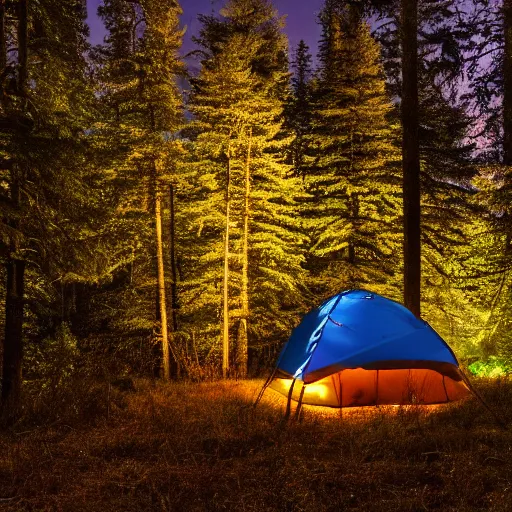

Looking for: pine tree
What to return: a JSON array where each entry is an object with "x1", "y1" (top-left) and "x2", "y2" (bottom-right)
[
  {"x1": 460, "y1": 0, "x2": 512, "y2": 362},
  {"x1": 286, "y1": 40, "x2": 313, "y2": 176},
  {"x1": 304, "y1": 2, "x2": 402, "y2": 299},
  {"x1": 181, "y1": 0, "x2": 306, "y2": 377},
  {"x1": 89, "y1": 0, "x2": 184, "y2": 380},
  {"x1": 365, "y1": 0, "x2": 477, "y2": 334},
  {"x1": 0, "y1": 0, "x2": 98, "y2": 421}
]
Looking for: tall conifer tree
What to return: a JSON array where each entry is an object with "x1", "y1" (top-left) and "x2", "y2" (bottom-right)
[
  {"x1": 181, "y1": 0, "x2": 306, "y2": 376},
  {"x1": 287, "y1": 40, "x2": 313, "y2": 176},
  {"x1": 367, "y1": 0, "x2": 476, "y2": 338},
  {"x1": 462, "y1": 0, "x2": 512, "y2": 361},
  {"x1": 0, "y1": 0, "x2": 97, "y2": 421},
  {"x1": 91, "y1": 0, "x2": 184, "y2": 379},
  {"x1": 401, "y1": 0, "x2": 421, "y2": 317},
  {"x1": 304, "y1": 1, "x2": 401, "y2": 298}
]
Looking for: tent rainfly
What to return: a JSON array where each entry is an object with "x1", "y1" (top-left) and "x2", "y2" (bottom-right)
[{"x1": 260, "y1": 289, "x2": 470, "y2": 409}]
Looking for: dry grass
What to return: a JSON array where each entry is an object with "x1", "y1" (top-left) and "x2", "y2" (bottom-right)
[{"x1": 1, "y1": 378, "x2": 512, "y2": 511}]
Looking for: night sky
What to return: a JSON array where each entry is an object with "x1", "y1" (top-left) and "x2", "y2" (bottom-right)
[{"x1": 86, "y1": 0, "x2": 325, "y2": 64}]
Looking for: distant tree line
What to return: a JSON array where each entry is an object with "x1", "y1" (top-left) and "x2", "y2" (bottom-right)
[{"x1": 0, "y1": 0, "x2": 511, "y2": 423}]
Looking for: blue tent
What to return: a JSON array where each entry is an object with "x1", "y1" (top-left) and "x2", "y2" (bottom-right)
[{"x1": 266, "y1": 290, "x2": 469, "y2": 408}]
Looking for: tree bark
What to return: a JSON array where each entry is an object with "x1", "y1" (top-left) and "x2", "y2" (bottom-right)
[
  {"x1": 348, "y1": 194, "x2": 358, "y2": 266},
  {"x1": 17, "y1": 0, "x2": 27, "y2": 100},
  {"x1": 401, "y1": 0, "x2": 421, "y2": 318},
  {"x1": 169, "y1": 184, "x2": 178, "y2": 333},
  {"x1": 503, "y1": 0, "x2": 512, "y2": 256},
  {"x1": 0, "y1": 0, "x2": 6, "y2": 73},
  {"x1": 222, "y1": 142, "x2": 231, "y2": 379},
  {"x1": 155, "y1": 185, "x2": 171, "y2": 381},
  {"x1": 237, "y1": 128, "x2": 252, "y2": 379},
  {"x1": 504, "y1": 0, "x2": 512, "y2": 166}
]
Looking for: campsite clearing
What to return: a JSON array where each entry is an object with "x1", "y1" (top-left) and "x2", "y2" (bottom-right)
[{"x1": 0, "y1": 379, "x2": 511, "y2": 512}]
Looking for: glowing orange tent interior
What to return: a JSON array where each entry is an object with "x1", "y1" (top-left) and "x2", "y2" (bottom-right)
[{"x1": 263, "y1": 290, "x2": 470, "y2": 408}]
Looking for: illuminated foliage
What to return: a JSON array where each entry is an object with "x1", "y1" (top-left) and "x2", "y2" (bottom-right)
[
  {"x1": 304, "y1": 4, "x2": 402, "y2": 298},
  {"x1": 365, "y1": 0, "x2": 478, "y2": 343},
  {"x1": 79, "y1": 0, "x2": 185, "y2": 374},
  {"x1": 3, "y1": 0, "x2": 512, "y2": 393},
  {"x1": 0, "y1": 0, "x2": 101, "y2": 419},
  {"x1": 286, "y1": 39, "x2": 314, "y2": 176},
  {"x1": 179, "y1": 0, "x2": 307, "y2": 374}
]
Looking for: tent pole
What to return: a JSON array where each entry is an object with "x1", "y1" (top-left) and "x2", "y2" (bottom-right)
[
  {"x1": 284, "y1": 378, "x2": 297, "y2": 421},
  {"x1": 253, "y1": 368, "x2": 277, "y2": 408},
  {"x1": 442, "y1": 375, "x2": 449, "y2": 403},
  {"x1": 376, "y1": 370, "x2": 380, "y2": 407},
  {"x1": 293, "y1": 384, "x2": 306, "y2": 421},
  {"x1": 461, "y1": 371, "x2": 508, "y2": 430},
  {"x1": 338, "y1": 372, "x2": 343, "y2": 421}
]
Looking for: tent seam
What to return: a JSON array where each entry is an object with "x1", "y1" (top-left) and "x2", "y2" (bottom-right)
[{"x1": 299, "y1": 293, "x2": 346, "y2": 380}]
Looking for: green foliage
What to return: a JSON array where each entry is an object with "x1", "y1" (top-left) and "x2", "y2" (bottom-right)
[
  {"x1": 24, "y1": 324, "x2": 80, "y2": 392},
  {"x1": 3, "y1": 0, "x2": 512, "y2": 390},
  {"x1": 180, "y1": 0, "x2": 307, "y2": 369},
  {"x1": 304, "y1": 7, "x2": 401, "y2": 298},
  {"x1": 469, "y1": 356, "x2": 512, "y2": 378},
  {"x1": 81, "y1": 0, "x2": 185, "y2": 365},
  {"x1": 361, "y1": 0, "x2": 478, "y2": 345},
  {"x1": 286, "y1": 39, "x2": 314, "y2": 175}
]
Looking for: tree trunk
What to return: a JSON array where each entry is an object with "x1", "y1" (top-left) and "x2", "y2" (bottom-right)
[
  {"x1": 504, "y1": 0, "x2": 512, "y2": 166},
  {"x1": 155, "y1": 185, "x2": 172, "y2": 381},
  {"x1": 222, "y1": 143, "x2": 231, "y2": 379},
  {"x1": 237, "y1": 128, "x2": 252, "y2": 379},
  {"x1": 17, "y1": 0, "x2": 27, "y2": 101},
  {"x1": 348, "y1": 193, "x2": 358, "y2": 266},
  {"x1": 1, "y1": 259, "x2": 25, "y2": 423},
  {"x1": 0, "y1": 0, "x2": 6, "y2": 73},
  {"x1": 401, "y1": 0, "x2": 421, "y2": 318},
  {"x1": 169, "y1": 184, "x2": 178, "y2": 333},
  {"x1": 503, "y1": 0, "x2": 512, "y2": 256}
]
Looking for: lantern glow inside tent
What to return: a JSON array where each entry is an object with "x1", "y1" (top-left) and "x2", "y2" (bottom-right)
[{"x1": 267, "y1": 290, "x2": 470, "y2": 408}]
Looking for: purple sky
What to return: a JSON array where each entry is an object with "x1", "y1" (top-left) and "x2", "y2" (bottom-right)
[{"x1": 86, "y1": 0, "x2": 324, "y2": 63}]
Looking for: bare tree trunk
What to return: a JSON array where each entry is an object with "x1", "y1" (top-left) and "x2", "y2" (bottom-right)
[
  {"x1": 348, "y1": 194, "x2": 358, "y2": 265},
  {"x1": 237, "y1": 128, "x2": 252, "y2": 378},
  {"x1": 222, "y1": 143, "x2": 231, "y2": 379},
  {"x1": 401, "y1": 0, "x2": 421, "y2": 318},
  {"x1": 503, "y1": 1, "x2": 512, "y2": 257},
  {"x1": 169, "y1": 184, "x2": 178, "y2": 333},
  {"x1": 155, "y1": 185, "x2": 172, "y2": 381}
]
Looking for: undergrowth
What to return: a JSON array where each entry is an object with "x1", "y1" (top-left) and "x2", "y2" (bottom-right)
[{"x1": 1, "y1": 378, "x2": 511, "y2": 511}]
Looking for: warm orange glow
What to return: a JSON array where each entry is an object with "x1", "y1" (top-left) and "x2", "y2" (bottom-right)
[
  {"x1": 269, "y1": 368, "x2": 470, "y2": 408},
  {"x1": 303, "y1": 382, "x2": 330, "y2": 400}
]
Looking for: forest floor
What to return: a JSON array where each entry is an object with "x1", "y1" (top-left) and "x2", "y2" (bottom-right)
[{"x1": 0, "y1": 378, "x2": 512, "y2": 511}]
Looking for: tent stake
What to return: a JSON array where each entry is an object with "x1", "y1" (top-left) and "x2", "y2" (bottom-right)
[{"x1": 461, "y1": 371, "x2": 508, "y2": 430}]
